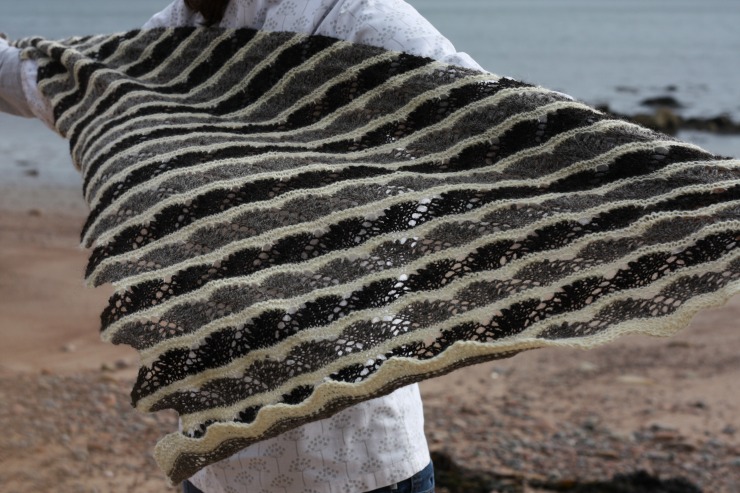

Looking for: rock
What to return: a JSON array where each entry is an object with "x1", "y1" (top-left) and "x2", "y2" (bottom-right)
[
  {"x1": 581, "y1": 417, "x2": 599, "y2": 431},
  {"x1": 616, "y1": 374, "x2": 655, "y2": 385},
  {"x1": 99, "y1": 372, "x2": 118, "y2": 383},
  {"x1": 667, "y1": 340, "x2": 691, "y2": 348},
  {"x1": 653, "y1": 108, "x2": 682, "y2": 134},
  {"x1": 61, "y1": 343, "x2": 77, "y2": 353},
  {"x1": 592, "y1": 449, "x2": 620, "y2": 460},
  {"x1": 646, "y1": 451, "x2": 673, "y2": 461},
  {"x1": 101, "y1": 393, "x2": 117, "y2": 407},
  {"x1": 71, "y1": 446, "x2": 89, "y2": 462},
  {"x1": 640, "y1": 95, "x2": 684, "y2": 109},
  {"x1": 630, "y1": 111, "x2": 679, "y2": 134},
  {"x1": 721, "y1": 424, "x2": 736, "y2": 435},
  {"x1": 706, "y1": 114, "x2": 735, "y2": 133},
  {"x1": 615, "y1": 85, "x2": 639, "y2": 94},
  {"x1": 561, "y1": 470, "x2": 701, "y2": 493},
  {"x1": 11, "y1": 403, "x2": 27, "y2": 415},
  {"x1": 649, "y1": 423, "x2": 678, "y2": 433},
  {"x1": 690, "y1": 400, "x2": 708, "y2": 410},
  {"x1": 578, "y1": 361, "x2": 598, "y2": 372}
]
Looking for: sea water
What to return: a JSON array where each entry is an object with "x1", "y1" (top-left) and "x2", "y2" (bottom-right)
[{"x1": 1, "y1": 0, "x2": 738, "y2": 189}]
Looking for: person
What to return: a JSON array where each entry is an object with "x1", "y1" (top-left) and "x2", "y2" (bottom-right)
[{"x1": 0, "y1": 1, "x2": 486, "y2": 492}]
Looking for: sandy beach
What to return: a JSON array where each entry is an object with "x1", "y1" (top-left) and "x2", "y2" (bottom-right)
[{"x1": 0, "y1": 184, "x2": 738, "y2": 493}]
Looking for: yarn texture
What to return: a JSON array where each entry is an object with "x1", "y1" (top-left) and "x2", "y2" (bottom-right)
[{"x1": 15, "y1": 28, "x2": 740, "y2": 484}]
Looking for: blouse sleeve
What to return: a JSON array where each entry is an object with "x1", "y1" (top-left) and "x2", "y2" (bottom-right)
[
  {"x1": 0, "y1": 38, "x2": 35, "y2": 118},
  {"x1": 311, "y1": 0, "x2": 485, "y2": 71}
]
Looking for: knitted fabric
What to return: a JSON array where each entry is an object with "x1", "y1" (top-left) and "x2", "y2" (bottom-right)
[{"x1": 15, "y1": 28, "x2": 740, "y2": 484}]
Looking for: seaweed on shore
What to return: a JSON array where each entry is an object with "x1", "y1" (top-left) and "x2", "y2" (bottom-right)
[{"x1": 431, "y1": 451, "x2": 702, "y2": 493}]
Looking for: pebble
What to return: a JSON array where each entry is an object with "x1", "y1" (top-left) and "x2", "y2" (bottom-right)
[
  {"x1": 646, "y1": 451, "x2": 673, "y2": 461},
  {"x1": 592, "y1": 449, "x2": 620, "y2": 460},
  {"x1": 11, "y1": 403, "x2": 27, "y2": 415},
  {"x1": 578, "y1": 361, "x2": 598, "y2": 372},
  {"x1": 721, "y1": 425, "x2": 736, "y2": 435},
  {"x1": 61, "y1": 343, "x2": 77, "y2": 353},
  {"x1": 102, "y1": 393, "x2": 117, "y2": 407},
  {"x1": 581, "y1": 417, "x2": 599, "y2": 431},
  {"x1": 71, "y1": 447, "x2": 89, "y2": 462},
  {"x1": 691, "y1": 400, "x2": 708, "y2": 409},
  {"x1": 616, "y1": 374, "x2": 655, "y2": 385},
  {"x1": 649, "y1": 422, "x2": 678, "y2": 433}
]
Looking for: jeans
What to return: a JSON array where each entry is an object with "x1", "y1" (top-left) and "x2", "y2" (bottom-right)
[
  {"x1": 366, "y1": 461, "x2": 435, "y2": 493},
  {"x1": 182, "y1": 461, "x2": 435, "y2": 493}
]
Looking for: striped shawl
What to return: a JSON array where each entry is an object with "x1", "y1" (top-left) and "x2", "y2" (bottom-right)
[{"x1": 16, "y1": 27, "x2": 740, "y2": 483}]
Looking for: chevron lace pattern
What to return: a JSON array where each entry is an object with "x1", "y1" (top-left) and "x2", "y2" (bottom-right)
[{"x1": 17, "y1": 28, "x2": 740, "y2": 484}]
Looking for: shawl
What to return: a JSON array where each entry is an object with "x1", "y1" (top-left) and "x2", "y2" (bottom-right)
[{"x1": 15, "y1": 27, "x2": 740, "y2": 484}]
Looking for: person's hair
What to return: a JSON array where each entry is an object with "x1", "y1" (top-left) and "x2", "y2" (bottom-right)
[{"x1": 184, "y1": 0, "x2": 230, "y2": 26}]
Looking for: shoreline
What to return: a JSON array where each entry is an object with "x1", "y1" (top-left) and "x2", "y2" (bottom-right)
[{"x1": 595, "y1": 103, "x2": 740, "y2": 138}]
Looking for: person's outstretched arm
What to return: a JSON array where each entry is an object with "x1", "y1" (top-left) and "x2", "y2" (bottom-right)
[{"x1": 0, "y1": 36, "x2": 34, "y2": 117}]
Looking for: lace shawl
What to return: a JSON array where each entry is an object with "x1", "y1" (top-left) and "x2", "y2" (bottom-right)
[{"x1": 16, "y1": 28, "x2": 740, "y2": 483}]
